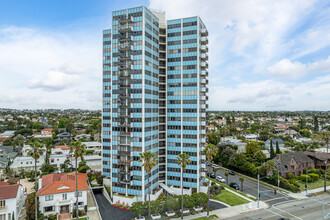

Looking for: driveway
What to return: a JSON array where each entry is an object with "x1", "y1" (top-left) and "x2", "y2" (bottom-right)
[
  {"x1": 94, "y1": 190, "x2": 137, "y2": 220},
  {"x1": 207, "y1": 165, "x2": 295, "y2": 206},
  {"x1": 94, "y1": 189, "x2": 226, "y2": 220}
]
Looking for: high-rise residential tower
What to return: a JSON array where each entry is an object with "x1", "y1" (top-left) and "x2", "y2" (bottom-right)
[{"x1": 102, "y1": 6, "x2": 208, "y2": 202}]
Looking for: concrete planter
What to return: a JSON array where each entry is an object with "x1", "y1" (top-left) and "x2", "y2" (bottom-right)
[
  {"x1": 151, "y1": 214, "x2": 161, "y2": 219},
  {"x1": 135, "y1": 217, "x2": 145, "y2": 220},
  {"x1": 180, "y1": 209, "x2": 190, "y2": 214},
  {"x1": 166, "y1": 211, "x2": 175, "y2": 217},
  {"x1": 193, "y1": 207, "x2": 203, "y2": 212}
]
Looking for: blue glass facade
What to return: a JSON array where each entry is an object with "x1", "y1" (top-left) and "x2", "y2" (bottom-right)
[
  {"x1": 166, "y1": 17, "x2": 208, "y2": 190},
  {"x1": 103, "y1": 6, "x2": 208, "y2": 199}
]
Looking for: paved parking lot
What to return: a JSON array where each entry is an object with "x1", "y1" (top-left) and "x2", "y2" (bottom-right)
[{"x1": 207, "y1": 165, "x2": 295, "y2": 206}]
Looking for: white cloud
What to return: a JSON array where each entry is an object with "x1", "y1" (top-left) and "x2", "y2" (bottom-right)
[
  {"x1": 309, "y1": 56, "x2": 330, "y2": 72},
  {"x1": 0, "y1": 26, "x2": 102, "y2": 109},
  {"x1": 267, "y1": 59, "x2": 308, "y2": 79},
  {"x1": 28, "y1": 70, "x2": 81, "y2": 91}
]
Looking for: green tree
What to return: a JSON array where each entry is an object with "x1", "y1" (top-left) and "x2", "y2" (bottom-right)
[
  {"x1": 70, "y1": 141, "x2": 86, "y2": 220},
  {"x1": 260, "y1": 160, "x2": 276, "y2": 177},
  {"x1": 253, "y1": 151, "x2": 267, "y2": 163},
  {"x1": 150, "y1": 200, "x2": 163, "y2": 215},
  {"x1": 314, "y1": 131, "x2": 330, "y2": 153},
  {"x1": 3, "y1": 138, "x2": 13, "y2": 146},
  {"x1": 27, "y1": 141, "x2": 45, "y2": 220},
  {"x1": 14, "y1": 128, "x2": 33, "y2": 137},
  {"x1": 25, "y1": 192, "x2": 40, "y2": 220},
  {"x1": 313, "y1": 116, "x2": 319, "y2": 132},
  {"x1": 246, "y1": 141, "x2": 260, "y2": 154},
  {"x1": 299, "y1": 129, "x2": 311, "y2": 138},
  {"x1": 13, "y1": 135, "x2": 25, "y2": 147},
  {"x1": 130, "y1": 201, "x2": 148, "y2": 219},
  {"x1": 7, "y1": 121, "x2": 16, "y2": 130},
  {"x1": 203, "y1": 144, "x2": 218, "y2": 218},
  {"x1": 40, "y1": 163, "x2": 55, "y2": 176},
  {"x1": 207, "y1": 132, "x2": 219, "y2": 145},
  {"x1": 270, "y1": 140, "x2": 275, "y2": 159},
  {"x1": 165, "y1": 197, "x2": 179, "y2": 213},
  {"x1": 259, "y1": 130, "x2": 269, "y2": 142},
  {"x1": 139, "y1": 151, "x2": 158, "y2": 220},
  {"x1": 177, "y1": 153, "x2": 191, "y2": 220},
  {"x1": 42, "y1": 138, "x2": 54, "y2": 164},
  {"x1": 225, "y1": 171, "x2": 229, "y2": 185},
  {"x1": 276, "y1": 141, "x2": 281, "y2": 155},
  {"x1": 192, "y1": 192, "x2": 207, "y2": 207}
]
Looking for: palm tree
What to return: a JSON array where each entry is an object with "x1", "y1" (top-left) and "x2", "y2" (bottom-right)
[
  {"x1": 203, "y1": 144, "x2": 218, "y2": 218},
  {"x1": 42, "y1": 137, "x2": 54, "y2": 164},
  {"x1": 314, "y1": 131, "x2": 330, "y2": 153},
  {"x1": 139, "y1": 151, "x2": 157, "y2": 220},
  {"x1": 70, "y1": 141, "x2": 86, "y2": 220},
  {"x1": 177, "y1": 153, "x2": 191, "y2": 220},
  {"x1": 27, "y1": 140, "x2": 45, "y2": 220},
  {"x1": 239, "y1": 176, "x2": 245, "y2": 192},
  {"x1": 225, "y1": 171, "x2": 229, "y2": 185}
]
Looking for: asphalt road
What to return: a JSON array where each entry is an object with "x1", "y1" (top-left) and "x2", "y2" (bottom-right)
[
  {"x1": 93, "y1": 189, "x2": 226, "y2": 220},
  {"x1": 225, "y1": 194, "x2": 330, "y2": 220},
  {"x1": 207, "y1": 165, "x2": 295, "y2": 206}
]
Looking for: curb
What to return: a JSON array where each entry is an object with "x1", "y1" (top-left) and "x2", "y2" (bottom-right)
[{"x1": 112, "y1": 204, "x2": 130, "y2": 211}]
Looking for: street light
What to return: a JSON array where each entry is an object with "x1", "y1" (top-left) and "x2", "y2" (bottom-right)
[{"x1": 324, "y1": 160, "x2": 327, "y2": 193}]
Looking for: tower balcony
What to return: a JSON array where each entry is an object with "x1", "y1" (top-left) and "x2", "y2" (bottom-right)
[
  {"x1": 200, "y1": 78, "x2": 208, "y2": 84},
  {"x1": 200, "y1": 53, "x2": 208, "y2": 60},
  {"x1": 201, "y1": 28, "x2": 208, "y2": 36},
  {"x1": 118, "y1": 35, "x2": 134, "y2": 42},
  {"x1": 118, "y1": 16, "x2": 133, "y2": 24},
  {"x1": 201, "y1": 36, "x2": 208, "y2": 44},
  {"x1": 200, "y1": 45, "x2": 208, "y2": 52},
  {"x1": 201, "y1": 70, "x2": 208, "y2": 76},
  {"x1": 118, "y1": 24, "x2": 133, "y2": 32},
  {"x1": 118, "y1": 44, "x2": 134, "y2": 51},
  {"x1": 200, "y1": 62, "x2": 208, "y2": 68}
]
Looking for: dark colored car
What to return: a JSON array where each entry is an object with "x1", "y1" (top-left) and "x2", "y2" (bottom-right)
[
  {"x1": 277, "y1": 218, "x2": 290, "y2": 220},
  {"x1": 230, "y1": 182, "x2": 240, "y2": 190},
  {"x1": 228, "y1": 170, "x2": 235, "y2": 175},
  {"x1": 210, "y1": 173, "x2": 215, "y2": 178}
]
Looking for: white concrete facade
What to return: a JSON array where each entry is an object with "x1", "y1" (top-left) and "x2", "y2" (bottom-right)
[{"x1": 0, "y1": 185, "x2": 25, "y2": 220}]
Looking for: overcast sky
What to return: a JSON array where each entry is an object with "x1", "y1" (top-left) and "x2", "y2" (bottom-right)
[{"x1": 0, "y1": 0, "x2": 329, "y2": 110}]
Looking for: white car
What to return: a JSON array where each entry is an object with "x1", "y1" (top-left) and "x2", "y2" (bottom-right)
[
  {"x1": 212, "y1": 164, "x2": 220, "y2": 169},
  {"x1": 216, "y1": 176, "x2": 225, "y2": 183}
]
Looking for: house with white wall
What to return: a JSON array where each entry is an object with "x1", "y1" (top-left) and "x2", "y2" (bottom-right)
[
  {"x1": 10, "y1": 156, "x2": 45, "y2": 172},
  {"x1": 37, "y1": 173, "x2": 88, "y2": 217},
  {"x1": 50, "y1": 146, "x2": 71, "y2": 168},
  {"x1": 0, "y1": 182, "x2": 25, "y2": 220}
]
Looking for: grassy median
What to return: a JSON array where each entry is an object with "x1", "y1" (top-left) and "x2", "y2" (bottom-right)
[{"x1": 213, "y1": 189, "x2": 249, "y2": 206}]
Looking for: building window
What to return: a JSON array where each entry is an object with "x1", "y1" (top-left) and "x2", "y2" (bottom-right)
[
  {"x1": 62, "y1": 194, "x2": 67, "y2": 200},
  {"x1": 75, "y1": 191, "x2": 82, "y2": 197},
  {"x1": 8, "y1": 213, "x2": 11, "y2": 220},
  {"x1": 0, "y1": 214, "x2": 6, "y2": 220},
  {"x1": 45, "y1": 195, "x2": 53, "y2": 201},
  {"x1": 0, "y1": 200, "x2": 5, "y2": 208},
  {"x1": 44, "y1": 206, "x2": 54, "y2": 212}
]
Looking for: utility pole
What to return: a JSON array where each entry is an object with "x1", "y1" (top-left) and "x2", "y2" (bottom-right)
[
  {"x1": 306, "y1": 170, "x2": 309, "y2": 195},
  {"x1": 324, "y1": 160, "x2": 327, "y2": 192},
  {"x1": 277, "y1": 169, "x2": 280, "y2": 190},
  {"x1": 323, "y1": 200, "x2": 325, "y2": 220},
  {"x1": 257, "y1": 174, "x2": 260, "y2": 208}
]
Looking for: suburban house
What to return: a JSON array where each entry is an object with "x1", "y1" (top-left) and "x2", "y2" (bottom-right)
[
  {"x1": 304, "y1": 152, "x2": 330, "y2": 169},
  {"x1": 83, "y1": 142, "x2": 102, "y2": 155},
  {"x1": 283, "y1": 129, "x2": 300, "y2": 138},
  {"x1": 0, "y1": 146, "x2": 18, "y2": 162},
  {"x1": 49, "y1": 146, "x2": 71, "y2": 168},
  {"x1": 244, "y1": 134, "x2": 258, "y2": 141},
  {"x1": 54, "y1": 132, "x2": 72, "y2": 144},
  {"x1": 37, "y1": 173, "x2": 88, "y2": 217},
  {"x1": 10, "y1": 156, "x2": 45, "y2": 172},
  {"x1": 72, "y1": 155, "x2": 102, "y2": 172},
  {"x1": 0, "y1": 182, "x2": 25, "y2": 220},
  {"x1": 41, "y1": 128, "x2": 53, "y2": 135},
  {"x1": 0, "y1": 131, "x2": 15, "y2": 145},
  {"x1": 272, "y1": 152, "x2": 315, "y2": 177}
]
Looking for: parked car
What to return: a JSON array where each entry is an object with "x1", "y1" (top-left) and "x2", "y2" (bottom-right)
[
  {"x1": 216, "y1": 176, "x2": 225, "y2": 183},
  {"x1": 229, "y1": 182, "x2": 240, "y2": 190},
  {"x1": 210, "y1": 173, "x2": 215, "y2": 178},
  {"x1": 228, "y1": 170, "x2": 235, "y2": 175},
  {"x1": 212, "y1": 164, "x2": 220, "y2": 169}
]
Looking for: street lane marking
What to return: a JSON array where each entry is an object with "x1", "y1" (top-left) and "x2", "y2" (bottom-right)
[
  {"x1": 272, "y1": 206, "x2": 303, "y2": 220},
  {"x1": 266, "y1": 209, "x2": 287, "y2": 219}
]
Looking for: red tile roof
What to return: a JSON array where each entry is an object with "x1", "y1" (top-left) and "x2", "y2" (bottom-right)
[
  {"x1": 37, "y1": 173, "x2": 88, "y2": 196},
  {"x1": 55, "y1": 145, "x2": 70, "y2": 150},
  {"x1": 42, "y1": 128, "x2": 53, "y2": 131},
  {"x1": 0, "y1": 183, "x2": 19, "y2": 200}
]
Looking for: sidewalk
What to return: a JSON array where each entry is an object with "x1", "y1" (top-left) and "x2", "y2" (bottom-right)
[
  {"x1": 171, "y1": 201, "x2": 268, "y2": 220},
  {"x1": 289, "y1": 186, "x2": 330, "y2": 199}
]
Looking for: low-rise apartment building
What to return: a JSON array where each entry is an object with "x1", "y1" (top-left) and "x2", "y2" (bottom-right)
[{"x1": 0, "y1": 182, "x2": 25, "y2": 220}]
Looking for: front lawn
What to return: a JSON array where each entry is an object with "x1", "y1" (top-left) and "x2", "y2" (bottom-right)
[
  {"x1": 192, "y1": 214, "x2": 219, "y2": 220},
  {"x1": 297, "y1": 179, "x2": 330, "y2": 191},
  {"x1": 213, "y1": 189, "x2": 250, "y2": 206},
  {"x1": 207, "y1": 177, "x2": 256, "y2": 201}
]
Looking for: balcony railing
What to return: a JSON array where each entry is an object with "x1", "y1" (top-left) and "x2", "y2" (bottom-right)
[
  {"x1": 118, "y1": 16, "x2": 133, "y2": 24},
  {"x1": 0, "y1": 206, "x2": 8, "y2": 211},
  {"x1": 201, "y1": 28, "x2": 208, "y2": 36}
]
